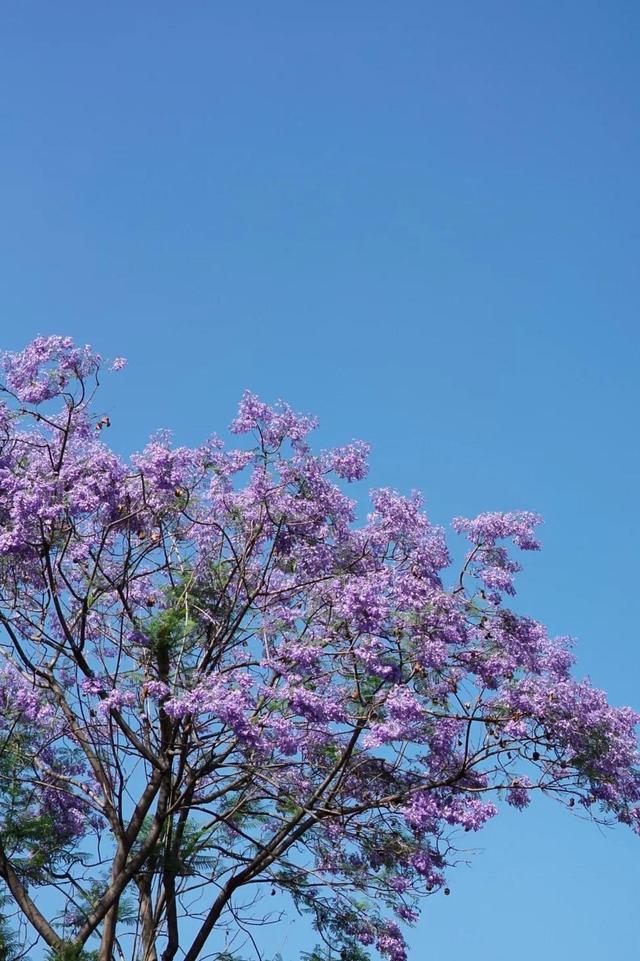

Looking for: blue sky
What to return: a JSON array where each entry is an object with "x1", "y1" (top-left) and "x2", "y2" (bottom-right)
[{"x1": 1, "y1": 2, "x2": 639, "y2": 958}]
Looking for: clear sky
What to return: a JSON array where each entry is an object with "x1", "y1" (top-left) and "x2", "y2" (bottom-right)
[{"x1": 1, "y1": 2, "x2": 639, "y2": 959}]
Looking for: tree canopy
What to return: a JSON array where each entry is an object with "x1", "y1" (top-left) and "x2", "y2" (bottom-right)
[{"x1": 0, "y1": 336, "x2": 637, "y2": 961}]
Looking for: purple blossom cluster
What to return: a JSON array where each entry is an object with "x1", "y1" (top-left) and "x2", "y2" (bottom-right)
[{"x1": 1, "y1": 334, "x2": 99, "y2": 404}]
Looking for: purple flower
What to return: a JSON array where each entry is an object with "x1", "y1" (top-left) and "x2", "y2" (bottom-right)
[
  {"x1": 506, "y1": 778, "x2": 533, "y2": 810},
  {"x1": 324, "y1": 440, "x2": 371, "y2": 482},
  {"x1": 453, "y1": 510, "x2": 542, "y2": 550},
  {"x1": 1, "y1": 335, "x2": 100, "y2": 403}
]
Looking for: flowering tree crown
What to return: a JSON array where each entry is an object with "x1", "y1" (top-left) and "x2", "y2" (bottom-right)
[{"x1": 0, "y1": 336, "x2": 638, "y2": 961}]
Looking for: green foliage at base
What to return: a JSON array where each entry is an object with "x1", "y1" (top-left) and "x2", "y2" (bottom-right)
[{"x1": 45, "y1": 945, "x2": 98, "y2": 961}]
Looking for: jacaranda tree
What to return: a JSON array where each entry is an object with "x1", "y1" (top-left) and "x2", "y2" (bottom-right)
[{"x1": 0, "y1": 336, "x2": 637, "y2": 961}]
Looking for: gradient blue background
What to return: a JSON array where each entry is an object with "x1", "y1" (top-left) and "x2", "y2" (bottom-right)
[{"x1": 1, "y1": 2, "x2": 639, "y2": 958}]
